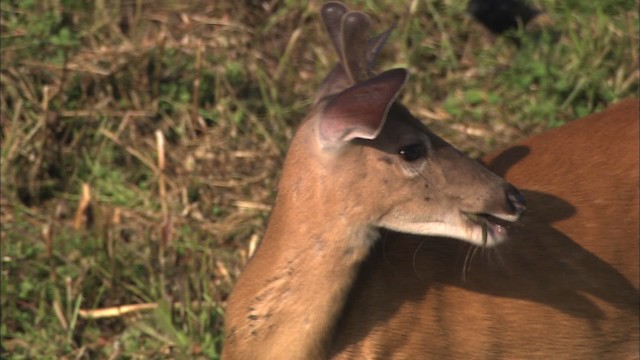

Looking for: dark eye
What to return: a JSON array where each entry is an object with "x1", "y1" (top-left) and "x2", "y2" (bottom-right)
[{"x1": 399, "y1": 143, "x2": 426, "y2": 162}]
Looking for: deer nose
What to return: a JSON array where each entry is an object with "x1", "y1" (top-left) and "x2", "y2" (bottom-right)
[{"x1": 505, "y1": 183, "x2": 527, "y2": 217}]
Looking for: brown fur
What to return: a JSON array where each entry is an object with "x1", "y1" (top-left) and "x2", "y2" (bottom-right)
[
  {"x1": 223, "y1": 2, "x2": 637, "y2": 357},
  {"x1": 223, "y1": 96, "x2": 523, "y2": 359},
  {"x1": 331, "y1": 98, "x2": 639, "y2": 359}
]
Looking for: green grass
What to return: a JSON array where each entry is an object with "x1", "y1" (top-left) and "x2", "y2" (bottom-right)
[{"x1": 1, "y1": 0, "x2": 638, "y2": 358}]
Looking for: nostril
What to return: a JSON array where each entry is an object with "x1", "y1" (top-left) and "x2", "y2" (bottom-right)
[{"x1": 505, "y1": 183, "x2": 527, "y2": 215}]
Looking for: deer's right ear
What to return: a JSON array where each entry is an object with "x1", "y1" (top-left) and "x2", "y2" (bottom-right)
[{"x1": 317, "y1": 68, "x2": 408, "y2": 146}]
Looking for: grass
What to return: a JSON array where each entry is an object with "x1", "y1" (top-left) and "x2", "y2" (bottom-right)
[{"x1": 1, "y1": 0, "x2": 637, "y2": 358}]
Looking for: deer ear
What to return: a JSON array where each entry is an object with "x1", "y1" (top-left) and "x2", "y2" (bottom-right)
[{"x1": 317, "y1": 68, "x2": 408, "y2": 145}]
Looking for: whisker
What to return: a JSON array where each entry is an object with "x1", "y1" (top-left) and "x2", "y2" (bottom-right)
[
  {"x1": 462, "y1": 243, "x2": 477, "y2": 283},
  {"x1": 462, "y1": 246, "x2": 470, "y2": 282},
  {"x1": 482, "y1": 221, "x2": 488, "y2": 247},
  {"x1": 412, "y1": 239, "x2": 426, "y2": 280}
]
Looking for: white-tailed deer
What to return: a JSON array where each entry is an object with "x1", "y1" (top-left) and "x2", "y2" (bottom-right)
[
  {"x1": 332, "y1": 97, "x2": 639, "y2": 359},
  {"x1": 223, "y1": 2, "x2": 638, "y2": 359}
]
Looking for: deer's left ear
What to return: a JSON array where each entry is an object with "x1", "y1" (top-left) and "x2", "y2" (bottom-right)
[{"x1": 317, "y1": 68, "x2": 408, "y2": 145}]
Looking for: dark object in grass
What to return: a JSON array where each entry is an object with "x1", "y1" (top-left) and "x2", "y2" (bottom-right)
[{"x1": 467, "y1": 0, "x2": 540, "y2": 34}]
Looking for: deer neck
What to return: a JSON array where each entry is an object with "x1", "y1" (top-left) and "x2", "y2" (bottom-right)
[{"x1": 226, "y1": 136, "x2": 378, "y2": 359}]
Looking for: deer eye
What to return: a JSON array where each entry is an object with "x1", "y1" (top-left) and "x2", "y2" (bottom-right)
[{"x1": 399, "y1": 143, "x2": 426, "y2": 162}]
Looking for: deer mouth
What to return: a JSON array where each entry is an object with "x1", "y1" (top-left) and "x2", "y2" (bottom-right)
[{"x1": 463, "y1": 212, "x2": 512, "y2": 246}]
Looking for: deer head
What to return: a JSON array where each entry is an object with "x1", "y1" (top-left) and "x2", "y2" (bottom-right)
[
  {"x1": 223, "y1": 3, "x2": 527, "y2": 359},
  {"x1": 284, "y1": 1, "x2": 525, "y2": 247}
]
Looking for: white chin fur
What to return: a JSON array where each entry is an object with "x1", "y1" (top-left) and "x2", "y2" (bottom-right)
[{"x1": 380, "y1": 221, "x2": 508, "y2": 247}]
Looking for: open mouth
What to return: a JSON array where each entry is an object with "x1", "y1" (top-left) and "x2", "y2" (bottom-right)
[{"x1": 463, "y1": 212, "x2": 512, "y2": 245}]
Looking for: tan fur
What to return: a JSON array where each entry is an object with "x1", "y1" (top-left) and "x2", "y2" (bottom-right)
[
  {"x1": 223, "y1": 2, "x2": 637, "y2": 357},
  {"x1": 223, "y1": 82, "x2": 524, "y2": 359},
  {"x1": 331, "y1": 98, "x2": 639, "y2": 359}
]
